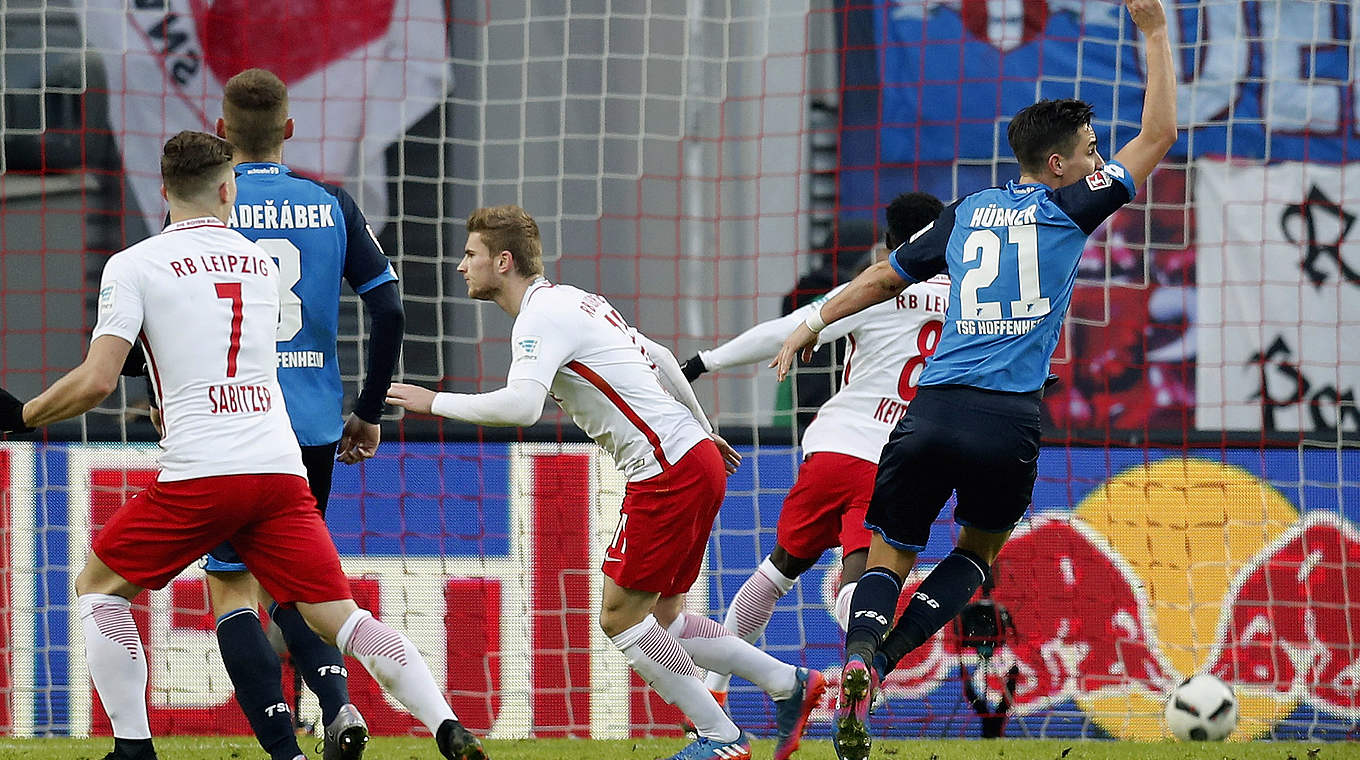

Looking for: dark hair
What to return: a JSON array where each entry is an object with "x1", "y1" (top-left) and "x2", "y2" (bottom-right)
[
  {"x1": 161, "y1": 131, "x2": 234, "y2": 201},
  {"x1": 222, "y1": 68, "x2": 289, "y2": 156},
  {"x1": 884, "y1": 192, "x2": 945, "y2": 249},
  {"x1": 1006, "y1": 99, "x2": 1095, "y2": 175},
  {"x1": 467, "y1": 205, "x2": 543, "y2": 277}
]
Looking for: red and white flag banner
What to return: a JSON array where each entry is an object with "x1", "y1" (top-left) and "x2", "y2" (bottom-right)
[{"x1": 81, "y1": 0, "x2": 448, "y2": 234}]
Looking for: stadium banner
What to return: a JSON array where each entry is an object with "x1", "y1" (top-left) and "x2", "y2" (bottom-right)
[
  {"x1": 80, "y1": 0, "x2": 448, "y2": 234},
  {"x1": 3, "y1": 441, "x2": 1359, "y2": 741},
  {"x1": 1194, "y1": 160, "x2": 1360, "y2": 434},
  {"x1": 875, "y1": 0, "x2": 1360, "y2": 164}
]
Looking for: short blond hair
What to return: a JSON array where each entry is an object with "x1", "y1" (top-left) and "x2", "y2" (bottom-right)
[
  {"x1": 222, "y1": 68, "x2": 289, "y2": 156},
  {"x1": 467, "y1": 205, "x2": 543, "y2": 277}
]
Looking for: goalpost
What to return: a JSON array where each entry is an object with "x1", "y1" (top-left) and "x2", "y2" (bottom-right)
[{"x1": 0, "y1": 0, "x2": 1355, "y2": 744}]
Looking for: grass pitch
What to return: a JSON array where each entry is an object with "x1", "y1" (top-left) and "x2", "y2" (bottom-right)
[{"x1": 0, "y1": 737, "x2": 1351, "y2": 760}]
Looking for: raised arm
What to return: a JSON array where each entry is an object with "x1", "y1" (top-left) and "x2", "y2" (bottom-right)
[
  {"x1": 1111, "y1": 0, "x2": 1178, "y2": 186},
  {"x1": 770, "y1": 260, "x2": 908, "y2": 381},
  {"x1": 686, "y1": 284, "x2": 858, "y2": 378}
]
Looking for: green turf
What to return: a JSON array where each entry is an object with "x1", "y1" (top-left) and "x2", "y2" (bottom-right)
[{"x1": 0, "y1": 738, "x2": 1353, "y2": 760}]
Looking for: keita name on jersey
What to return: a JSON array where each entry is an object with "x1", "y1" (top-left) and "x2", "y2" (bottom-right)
[
  {"x1": 229, "y1": 201, "x2": 336, "y2": 230},
  {"x1": 968, "y1": 203, "x2": 1038, "y2": 228},
  {"x1": 277, "y1": 350, "x2": 326, "y2": 368},
  {"x1": 207, "y1": 384, "x2": 273, "y2": 414},
  {"x1": 169, "y1": 254, "x2": 272, "y2": 279}
]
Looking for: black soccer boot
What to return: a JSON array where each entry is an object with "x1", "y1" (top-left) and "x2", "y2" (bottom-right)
[{"x1": 437, "y1": 718, "x2": 487, "y2": 760}]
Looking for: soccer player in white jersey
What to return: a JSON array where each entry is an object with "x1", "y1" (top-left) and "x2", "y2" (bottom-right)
[
  {"x1": 681, "y1": 193, "x2": 945, "y2": 700},
  {"x1": 385, "y1": 205, "x2": 823, "y2": 760},
  {"x1": 0, "y1": 132, "x2": 485, "y2": 760}
]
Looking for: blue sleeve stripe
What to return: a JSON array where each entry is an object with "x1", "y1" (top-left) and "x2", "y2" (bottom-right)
[
  {"x1": 355, "y1": 267, "x2": 397, "y2": 294},
  {"x1": 888, "y1": 247, "x2": 919, "y2": 284}
]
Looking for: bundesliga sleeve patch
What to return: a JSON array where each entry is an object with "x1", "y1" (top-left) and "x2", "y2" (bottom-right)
[
  {"x1": 1085, "y1": 169, "x2": 1112, "y2": 191},
  {"x1": 99, "y1": 283, "x2": 117, "y2": 313},
  {"x1": 513, "y1": 336, "x2": 542, "y2": 362}
]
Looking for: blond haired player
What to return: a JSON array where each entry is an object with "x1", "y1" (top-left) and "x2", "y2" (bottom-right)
[
  {"x1": 682, "y1": 193, "x2": 945, "y2": 710},
  {"x1": 0, "y1": 132, "x2": 484, "y2": 760},
  {"x1": 387, "y1": 205, "x2": 823, "y2": 760}
]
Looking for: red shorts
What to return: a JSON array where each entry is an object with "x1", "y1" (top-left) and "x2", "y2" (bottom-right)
[
  {"x1": 92, "y1": 473, "x2": 351, "y2": 604},
  {"x1": 602, "y1": 439, "x2": 726, "y2": 596},
  {"x1": 775, "y1": 452, "x2": 877, "y2": 560}
]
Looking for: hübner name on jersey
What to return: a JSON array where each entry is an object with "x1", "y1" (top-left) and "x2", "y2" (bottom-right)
[
  {"x1": 170, "y1": 254, "x2": 272, "y2": 278},
  {"x1": 956, "y1": 319, "x2": 1038, "y2": 335},
  {"x1": 208, "y1": 384, "x2": 272, "y2": 414},
  {"x1": 277, "y1": 351, "x2": 325, "y2": 368},
  {"x1": 969, "y1": 203, "x2": 1038, "y2": 228},
  {"x1": 230, "y1": 201, "x2": 336, "y2": 230}
]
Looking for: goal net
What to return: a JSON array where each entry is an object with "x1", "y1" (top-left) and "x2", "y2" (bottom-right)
[{"x1": 0, "y1": 0, "x2": 1356, "y2": 745}]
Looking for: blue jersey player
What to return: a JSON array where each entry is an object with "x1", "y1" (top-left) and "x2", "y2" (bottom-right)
[
  {"x1": 773, "y1": 2, "x2": 1178, "y2": 757},
  {"x1": 196, "y1": 70, "x2": 430, "y2": 760}
]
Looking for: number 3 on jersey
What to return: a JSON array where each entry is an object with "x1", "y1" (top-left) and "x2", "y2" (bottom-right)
[{"x1": 253, "y1": 238, "x2": 304, "y2": 341}]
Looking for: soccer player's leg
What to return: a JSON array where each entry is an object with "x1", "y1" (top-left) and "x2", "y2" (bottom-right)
[
  {"x1": 875, "y1": 393, "x2": 1038, "y2": 678},
  {"x1": 78, "y1": 478, "x2": 254, "y2": 760},
  {"x1": 600, "y1": 440, "x2": 751, "y2": 760},
  {"x1": 831, "y1": 457, "x2": 878, "y2": 633},
  {"x1": 835, "y1": 411, "x2": 952, "y2": 760},
  {"x1": 233, "y1": 475, "x2": 484, "y2": 760},
  {"x1": 272, "y1": 443, "x2": 366, "y2": 760},
  {"x1": 74, "y1": 555, "x2": 155, "y2": 760},
  {"x1": 205, "y1": 549, "x2": 307, "y2": 760}
]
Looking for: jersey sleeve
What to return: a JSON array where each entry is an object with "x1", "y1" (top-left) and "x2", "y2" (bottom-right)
[
  {"x1": 1050, "y1": 160, "x2": 1137, "y2": 234},
  {"x1": 334, "y1": 186, "x2": 398, "y2": 295},
  {"x1": 889, "y1": 200, "x2": 959, "y2": 283},
  {"x1": 506, "y1": 302, "x2": 578, "y2": 390},
  {"x1": 91, "y1": 256, "x2": 144, "y2": 344}
]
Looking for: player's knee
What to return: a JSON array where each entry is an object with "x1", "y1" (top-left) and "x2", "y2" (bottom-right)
[{"x1": 770, "y1": 545, "x2": 816, "y2": 578}]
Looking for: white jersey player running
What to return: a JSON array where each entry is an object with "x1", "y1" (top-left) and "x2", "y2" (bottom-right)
[
  {"x1": 0, "y1": 131, "x2": 484, "y2": 760},
  {"x1": 680, "y1": 193, "x2": 946, "y2": 700},
  {"x1": 386, "y1": 205, "x2": 824, "y2": 760}
]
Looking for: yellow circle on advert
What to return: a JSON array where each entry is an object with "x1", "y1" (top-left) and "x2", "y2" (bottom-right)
[{"x1": 1072, "y1": 457, "x2": 1299, "y2": 740}]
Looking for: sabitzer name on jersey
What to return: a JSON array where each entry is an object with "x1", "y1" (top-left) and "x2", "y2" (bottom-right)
[
  {"x1": 208, "y1": 384, "x2": 273, "y2": 414},
  {"x1": 956, "y1": 319, "x2": 1039, "y2": 335},
  {"x1": 229, "y1": 200, "x2": 336, "y2": 230}
]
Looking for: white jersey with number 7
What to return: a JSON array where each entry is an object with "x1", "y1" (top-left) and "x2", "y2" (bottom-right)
[{"x1": 92, "y1": 217, "x2": 305, "y2": 482}]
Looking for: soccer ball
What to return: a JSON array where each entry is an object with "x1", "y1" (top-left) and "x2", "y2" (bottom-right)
[{"x1": 1164, "y1": 674, "x2": 1239, "y2": 741}]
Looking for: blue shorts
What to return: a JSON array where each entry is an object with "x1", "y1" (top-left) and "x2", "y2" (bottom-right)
[{"x1": 865, "y1": 385, "x2": 1040, "y2": 552}]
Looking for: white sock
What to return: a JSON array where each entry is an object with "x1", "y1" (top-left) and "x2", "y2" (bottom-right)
[
  {"x1": 705, "y1": 557, "x2": 797, "y2": 693},
  {"x1": 337, "y1": 609, "x2": 456, "y2": 734},
  {"x1": 79, "y1": 593, "x2": 151, "y2": 739},
  {"x1": 612, "y1": 614, "x2": 739, "y2": 743},
  {"x1": 835, "y1": 582, "x2": 857, "y2": 633},
  {"x1": 671, "y1": 612, "x2": 797, "y2": 701}
]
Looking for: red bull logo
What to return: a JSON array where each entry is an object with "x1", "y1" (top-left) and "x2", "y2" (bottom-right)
[{"x1": 840, "y1": 457, "x2": 1356, "y2": 740}]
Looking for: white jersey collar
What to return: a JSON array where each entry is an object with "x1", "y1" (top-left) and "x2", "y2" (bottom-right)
[{"x1": 162, "y1": 216, "x2": 227, "y2": 233}]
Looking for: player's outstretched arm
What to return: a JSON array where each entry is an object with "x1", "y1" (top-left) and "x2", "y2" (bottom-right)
[
  {"x1": 387, "y1": 379, "x2": 546, "y2": 427},
  {"x1": 1112, "y1": 0, "x2": 1177, "y2": 186},
  {"x1": 684, "y1": 284, "x2": 863, "y2": 379},
  {"x1": 18, "y1": 335, "x2": 130, "y2": 430},
  {"x1": 770, "y1": 259, "x2": 907, "y2": 381}
]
